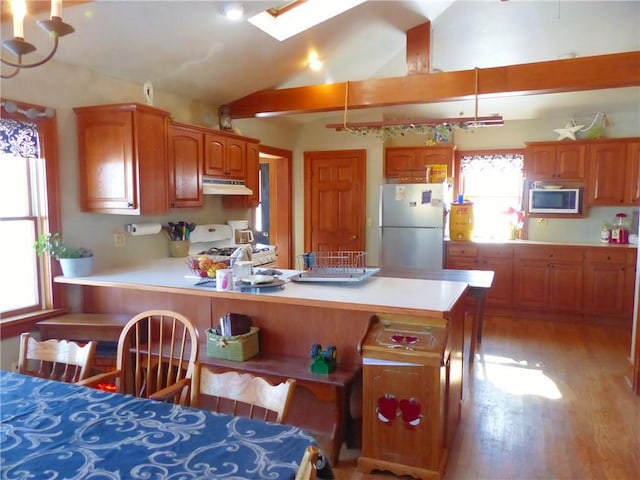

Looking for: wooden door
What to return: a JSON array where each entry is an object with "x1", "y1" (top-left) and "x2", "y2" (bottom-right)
[
  {"x1": 304, "y1": 150, "x2": 366, "y2": 253},
  {"x1": 168, "y1": 124, "x2": 203, "y2": 208},
  {"x1": 556, "y1": 144, "x2": 586, "y2": 179},
  {"x1": 524, "y1": 145, "x2": 556, "y2": 180},
  {"x1": 514, "y1": 259, "x2": 549, "y2": 309},
  {"x1": 548, "y1": 262, "x2": 583, "y2": 312},
  {"x1": 76, "y1": 109, "x2": 137, "y2": 211},
  {"x1": 625, "y1": 141, "x2": 640, "y2": 205},
  {"x1": 586, "y1": 142, "x2": 627, "y2": 205}
]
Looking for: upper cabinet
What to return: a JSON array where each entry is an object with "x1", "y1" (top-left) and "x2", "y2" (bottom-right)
[
  {"x1": 385, "y1": 146, "x2": 456, "y2": 182},
  {"x1": 524, "y1": 142, "x2": 586, "y2": 180},
  {"x1": 74, "y1": 103, "x2": 170, "y2": 215},
  {"x1": 168, "y1": 123, "x2": 204, "y2": 208},
  {"x1": 223, "y1": 140, "x2": 261, "y2": 209},
  {"x1": 204, "y1": 132, "x2": 247, "y2": 179},
  {"x1": 586, "y1": 138, "x2": 639, "y2": 206}
]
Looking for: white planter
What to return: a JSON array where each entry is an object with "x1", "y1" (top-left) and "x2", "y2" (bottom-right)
[{"x1": 59, "y1": 256, "x2": 94, "y2": 277}]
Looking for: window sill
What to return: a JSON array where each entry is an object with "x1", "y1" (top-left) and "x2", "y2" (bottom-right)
[{"x1": 0, "y1": 308, "x2": 68, "y2": 340}]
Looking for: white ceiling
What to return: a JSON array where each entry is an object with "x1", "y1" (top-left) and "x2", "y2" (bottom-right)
[{"x1": 3, "y1": 0, "x2": 639, "y2": 123}]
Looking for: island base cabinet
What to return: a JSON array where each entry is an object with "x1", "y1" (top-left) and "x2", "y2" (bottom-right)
[{"x1": 358, "y1": 315, "x2": 451, "y2": 480}]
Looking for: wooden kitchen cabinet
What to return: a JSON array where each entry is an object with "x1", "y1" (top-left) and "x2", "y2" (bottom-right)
[
  {"x1": 223, "y1": 140, "x2": 261, "y2": 209},
  {"x1": 583, "y1": 248, "x2": 635, "y2": 317},
  {"x1": 624, "y1": 140, "x2": 640, "y2": 205},
  {"x1": 385, "y1": 146, "x2": 456, "y2": 182},
  {"x1": 513, "y1": 246, "x2": 583, "y2": 312},
  {"x1": 445, "y1": 243, "x2": 513, "y2": 307},
  {"x1": 204, "y1": 132, "x2": 246, "y2": 179},
  {"x1": 74, "y1": 103, "x2": 170, "y2": 215},
  {"x1": 524, "y1": 142, "x2": 586, "y2": 180},
  {"x1": 168, "y1": 123, "x2": 204, "y2": 208},
  {"x1": 586, "y1": 140, "x2": 630, "y2": 205}
]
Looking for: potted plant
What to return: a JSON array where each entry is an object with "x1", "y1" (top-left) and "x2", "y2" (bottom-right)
[{"x1": 34, "y1": 232, "x2": 94, "y2": 277}]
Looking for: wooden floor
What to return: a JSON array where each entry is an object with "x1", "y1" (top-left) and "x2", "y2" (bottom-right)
[{"x1": 331, "y1": 314, "x2": 640, "y2": 480}]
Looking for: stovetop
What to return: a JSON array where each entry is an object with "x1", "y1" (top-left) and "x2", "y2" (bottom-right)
[{"x1": 194, "y1": 245, "x2": 272, "y2": 256}]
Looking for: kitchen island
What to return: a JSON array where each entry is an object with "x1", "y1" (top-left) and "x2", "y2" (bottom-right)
[{"x1": 54, "y1": 259, "x2": 469, "y2": 466}]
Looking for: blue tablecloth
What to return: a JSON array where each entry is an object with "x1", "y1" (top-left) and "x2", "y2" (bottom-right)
[{"x1": 0, "y1": 371, "x2": 329, "y2": 479}]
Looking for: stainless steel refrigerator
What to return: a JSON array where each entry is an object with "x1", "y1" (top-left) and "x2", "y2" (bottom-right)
[{"x1": 379, "y1": 183, "x2": 451, "y2": 273}]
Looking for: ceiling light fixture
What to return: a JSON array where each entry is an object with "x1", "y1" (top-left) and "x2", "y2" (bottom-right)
[
  {"x1": 1, "y1": 0, "x2": 75, "y2": 79},
  {"x1": 308, "y1": 52, "x2": 323, "y2": 71},
  {"x1": 223, "y1": 2, "x2": 245, "y2": 21},
  {"x1": 327, "y1": 70, "x2": 504, "y2": 140}
]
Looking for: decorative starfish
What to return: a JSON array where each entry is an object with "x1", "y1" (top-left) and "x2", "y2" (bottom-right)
[{"x1": 553, "y1": 122, "x2": 584, "y2": 141}]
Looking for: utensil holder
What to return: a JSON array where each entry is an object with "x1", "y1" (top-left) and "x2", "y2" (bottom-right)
[{"x1": 169, "y1": 240, "x2": 190, "y2": 258}]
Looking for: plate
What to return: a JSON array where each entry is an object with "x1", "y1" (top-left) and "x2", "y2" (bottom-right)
[
  {"x1": 240, "y1": 274, "x2": 274, "y2": 285},
  {"x1": 236, "y1": 278, "x2": 286, "y2": 291},
  {"x1": 542, "y1": 185, "x2": 563, "y2": 190}
]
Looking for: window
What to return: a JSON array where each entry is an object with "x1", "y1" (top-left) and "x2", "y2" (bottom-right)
[
  {"x1": 0, "y1": 99, "x2": 63, "y2": 337},
  {"x1": 458, "y1": 150, "x2": 525, "y2": 240}
]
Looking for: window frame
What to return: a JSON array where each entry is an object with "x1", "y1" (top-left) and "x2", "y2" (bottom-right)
[
  {"x1": 0, "y1": 98, "x2": 66, "y2": 339},
  {"x1": 453, "y1": 148, "x2": 527, "y2": 239}
]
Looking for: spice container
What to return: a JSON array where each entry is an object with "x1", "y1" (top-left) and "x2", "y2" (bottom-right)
[{"x1": 600, "y1": 222, "x2": 611, "y2": 243}]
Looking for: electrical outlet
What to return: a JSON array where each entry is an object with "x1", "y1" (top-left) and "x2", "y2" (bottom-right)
[
  {"x1": 114, "y1": 233, "x2": 126, "y2": 247},
  {"x1": 10, "y1": 362, "x2": 18, "y2": 372},
  {"x1": 367, "y1": 217, "x2": 372, "y2": 227}
]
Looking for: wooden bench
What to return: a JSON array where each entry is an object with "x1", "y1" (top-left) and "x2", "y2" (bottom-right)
[
  {"x1": 37, "y1": 313, "x2": 131, "y2": 371},
  {"x1": 198, "y1": 350, "x2": 362, "y2": 466}
]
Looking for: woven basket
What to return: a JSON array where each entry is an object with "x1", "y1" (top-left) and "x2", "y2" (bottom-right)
[{"x1": 206, "y1": 327, "x2": 259, "y2": 361}]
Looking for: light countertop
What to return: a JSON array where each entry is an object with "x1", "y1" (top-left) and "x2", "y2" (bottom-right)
[{"x1": 55, "y1": 258, "x2": 469, "y2": 317}]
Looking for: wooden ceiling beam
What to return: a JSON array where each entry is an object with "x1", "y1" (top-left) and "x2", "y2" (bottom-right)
[
  {"x1": 225, "y1": 51, "x2": 640, "y2": 119},
  {"x1": 406, "y1": 21, "x2": 430, "y2": 75}
]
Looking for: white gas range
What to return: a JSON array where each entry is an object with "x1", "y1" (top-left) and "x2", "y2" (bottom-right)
[{"x1": 188, "y1": 224, "x2": 277, "y2": 268}]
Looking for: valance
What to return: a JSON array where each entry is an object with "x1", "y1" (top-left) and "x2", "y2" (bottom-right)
[
  {"x1": 0, "y1": 118, "x2": 41, "y2": 158},
  {"x1": 460, "y1": 153, "x2": 523, "y2": 175}
]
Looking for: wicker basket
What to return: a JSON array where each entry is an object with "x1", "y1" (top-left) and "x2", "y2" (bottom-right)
[{"x1": 206, "y1": 327, "x2": 259, "y2": 361}]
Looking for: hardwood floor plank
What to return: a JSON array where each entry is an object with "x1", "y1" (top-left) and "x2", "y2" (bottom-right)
[{"x1": 332, "y1": 314, "x2": 639, "y2": 480}]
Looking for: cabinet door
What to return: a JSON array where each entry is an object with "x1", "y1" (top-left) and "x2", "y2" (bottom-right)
[
  {"x1": 168, "y1": 125, "x2": 203, "y2": 208},
  {"x1": 226, "y1": 138, "x2": 247, "y2": 179},
  {"x1": 625, "y1": 141, "x2": 640, "y2": 205},
  {"x1": 555, "y1": 144, "x2": 586, "y2": 179},
  {"x1": 223, "y1": 141, "x2": 260, "y2": 209},
  {"x1": 513, "y1": 259, "x2": 549, "y2": 308},
  {"x1": 524, "y1": 145, "x2": 557, "y2": 180},
  {"x1": 418, "y1": 147, "x2": 455, "y2": 177},
  {"x1": 586, "y1": 142, "x2": 627, "y2": 205},
  {"x1": 385, "y1": 148, "x2": 417, "y2": 177},
  {"x1": 548, "y1": 262, "x2": 583, "y2": 312},
  {"x1": 76, "y1": 110, "x2": 137, "y2": 211},
  {"x1": 623, "y1": 251, "x2": 637, "y2": 316},
  {"x1": 479, "y1": 246, "x2": 514, "y2": 307},
  {"x1": 203, "y1": 133, "x2": 226, "y2": 176},
  {"x1": 583, "y1": 250, "x2": 628, "y2": 315}
]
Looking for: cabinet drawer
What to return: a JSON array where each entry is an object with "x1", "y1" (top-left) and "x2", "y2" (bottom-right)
[
  {"x1": 586, "y1": 249, "x2": 629, "y2": 264},
  {"x1": 447, "y1": 244, "x2": 479, "y2": 257},
  {"x1": 480, "y1": 245, "x2": 514, "y2": 258},
  {"x1": 515, "y1": 247, "x2": 583, "y2": 262}
]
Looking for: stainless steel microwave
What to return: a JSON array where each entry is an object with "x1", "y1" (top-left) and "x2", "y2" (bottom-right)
[{"x1": 528, "y1": 188, "x2": 581, "y2": 214}]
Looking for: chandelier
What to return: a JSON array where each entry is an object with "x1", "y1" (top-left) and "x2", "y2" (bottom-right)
[{"x1": 1, "y1": 0, "x2": 75, "y2": 79}]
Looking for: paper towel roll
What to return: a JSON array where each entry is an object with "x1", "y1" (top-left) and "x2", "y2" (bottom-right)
[{"x1": 127, "y1": 223, "x2": 162, "y2": 236}]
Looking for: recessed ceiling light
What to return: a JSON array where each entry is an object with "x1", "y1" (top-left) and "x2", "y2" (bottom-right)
[{"x1": 223, "y1": 2, "x2": 245, "y2": 21}]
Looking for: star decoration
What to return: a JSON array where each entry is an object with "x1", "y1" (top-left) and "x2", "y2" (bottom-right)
[
  {"x1": 553, "y1": 122, "x2": 584, "y2": 141},
  {"x1": 215, "y1": 338, "x2": 227, "y2": 348}
]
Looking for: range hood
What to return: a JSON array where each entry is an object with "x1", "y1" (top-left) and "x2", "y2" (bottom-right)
[{"x1": 202, "y1": 178, "x2": 252, "y2": 196}]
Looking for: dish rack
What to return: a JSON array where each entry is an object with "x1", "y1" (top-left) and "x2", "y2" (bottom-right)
[{"x1": 291, "y1": 251, "x2": 379, "y2": 283}]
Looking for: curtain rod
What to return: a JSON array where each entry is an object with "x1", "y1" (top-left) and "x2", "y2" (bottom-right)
[{"x1": 1, "y1": 101, "x2": 54, "y2": 120}]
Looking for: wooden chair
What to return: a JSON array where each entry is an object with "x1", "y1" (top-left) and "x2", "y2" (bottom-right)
[
  {"x1": 295, "y1": 446, "x2": 320, "y2": 480},
  {"x1": 80, "y1": 310, "x2": 199, "y2": 405},
  {"x1": 18, "y1": 333, "x2": 97, "y2": 383},
  {"x1": 191, "y1": 367, "x2": 296, "y2": 424}
]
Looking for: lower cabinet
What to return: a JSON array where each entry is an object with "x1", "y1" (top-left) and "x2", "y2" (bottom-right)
[
  {"x1": 445, "y1": 243, "x2": 513, "y2": 307},
  {"x1": 583, "y1": 249, "x2": 635, "y2": 317},
  {"x1": 446, "y1": 242, "x2": 636, "y2": 321},
  {"x1": 513, "y1": 246, "x2": 583, "y2": 312}
]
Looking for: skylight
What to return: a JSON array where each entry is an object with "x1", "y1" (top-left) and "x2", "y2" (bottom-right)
[{"x1": 248, "y1": 0, "x2": 367, "y2": 41}]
